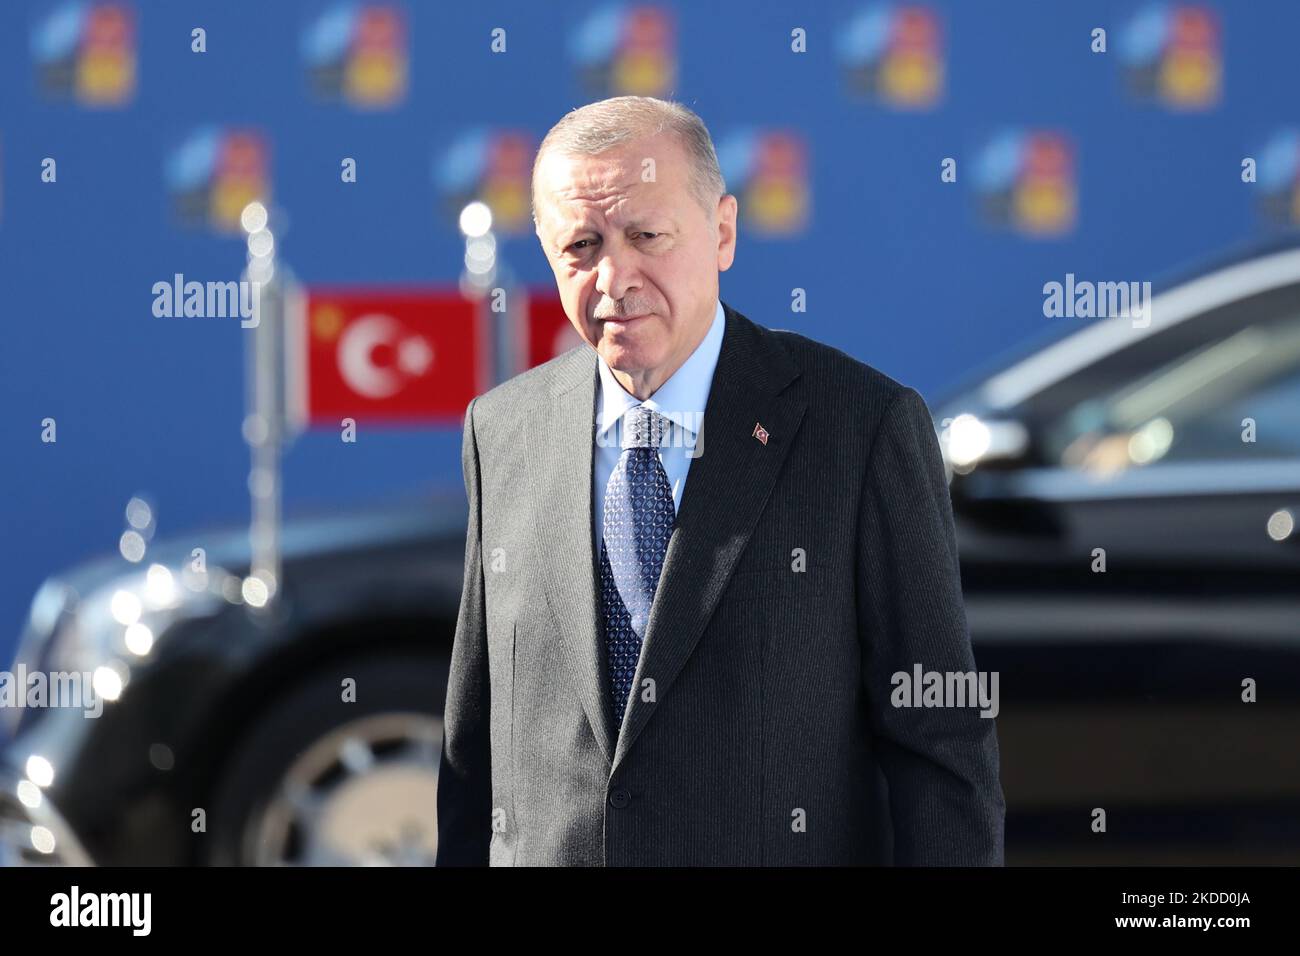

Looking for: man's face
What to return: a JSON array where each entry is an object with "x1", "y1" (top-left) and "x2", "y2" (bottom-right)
[{"x1": 534, "y1": 132, "x2": 737, "y2": 398}]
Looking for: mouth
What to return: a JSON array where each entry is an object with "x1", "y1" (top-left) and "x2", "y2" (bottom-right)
[{"x1": 599, "y1": 313, "x2": 652, "y2": 325}]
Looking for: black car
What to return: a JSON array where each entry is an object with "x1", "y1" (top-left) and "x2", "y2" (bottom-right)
[
  {"x1": 936, "y1": 238, "x2": 1300, "y2": 863},
  {"x1": 5, "y1": 240, "x2": 1300, "y2": 866},
  {"x1": 1, "y1": 496, "x2": 468, "y2": 866}
]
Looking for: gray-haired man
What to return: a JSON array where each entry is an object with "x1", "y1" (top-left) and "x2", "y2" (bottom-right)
[{"x1": 436, "y1": 96, "x2": 1005, "y2": 866}]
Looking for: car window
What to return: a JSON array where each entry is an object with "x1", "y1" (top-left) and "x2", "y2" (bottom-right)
[{"x1": 1030, "y1": 284, "x2": 1300, "y2": 474}]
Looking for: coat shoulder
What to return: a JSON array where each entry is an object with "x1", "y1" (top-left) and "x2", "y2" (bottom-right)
[
  {"x1": 759, "y1": 323, "x2": 920, "y2": 423},
  {"x1": 465, "y1": 345, "x2": 592, "y2": 442}
]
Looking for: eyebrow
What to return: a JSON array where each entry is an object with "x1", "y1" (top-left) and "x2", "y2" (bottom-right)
[
  {"x1": 624, "y1": 218, "x2": 676, "y2": 234},
  {"x1": 556, "y1": 217, "x2": 676, "y2": 248}
]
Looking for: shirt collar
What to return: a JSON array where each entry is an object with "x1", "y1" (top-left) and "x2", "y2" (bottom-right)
[{"x1": 595, "y1": 299, "x2": 726, "y2": 442}]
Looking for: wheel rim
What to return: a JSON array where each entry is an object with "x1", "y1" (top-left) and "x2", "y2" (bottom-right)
[{"x1": 250, "y1": 712, "x2": 443, "y2": 866}]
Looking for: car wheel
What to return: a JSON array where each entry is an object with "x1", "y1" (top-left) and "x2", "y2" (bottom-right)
[{"x1": 204, "y1": 652, "x2": 447, "y2": 866}]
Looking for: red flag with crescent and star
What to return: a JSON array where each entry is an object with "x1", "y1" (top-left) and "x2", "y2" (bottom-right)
[{"x1": 292, "y1": 287, "x2": 487, "y2": 426}]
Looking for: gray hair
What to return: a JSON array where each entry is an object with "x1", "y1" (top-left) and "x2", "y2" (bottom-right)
[{"x1": 531, "y1": 96, "x2": 726, "y2": 226}]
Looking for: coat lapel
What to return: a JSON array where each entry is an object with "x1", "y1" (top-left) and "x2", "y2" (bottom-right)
[
  {"x1": 612, "y1": 303, "x2": 806, "y2": 771},
  {"x1": 524, "y1": 345, "x2": 618, "y2": 766}
]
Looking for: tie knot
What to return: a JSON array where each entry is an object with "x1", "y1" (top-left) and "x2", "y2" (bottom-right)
[{"x1": 621, "y1": 405, "x2": 670, "y2": 449}]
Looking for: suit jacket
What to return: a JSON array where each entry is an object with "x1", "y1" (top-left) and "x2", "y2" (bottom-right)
[{"x1": 436, "y1": 301, "x2": 1005, "y2": 866}]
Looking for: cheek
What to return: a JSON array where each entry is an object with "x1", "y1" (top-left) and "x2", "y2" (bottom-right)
[
  {"x1": 565, "y1": 288, "x2": 590, "y2": 327},
  {"x1": 550, "y1": 269, "x2": 586, "y2": 313},
  {"x1": 647, "y1": 262, "x2": 686, "y2": 312},
  {"x1": 559, "y1": 262, "x2": 590, "y2": 288}
]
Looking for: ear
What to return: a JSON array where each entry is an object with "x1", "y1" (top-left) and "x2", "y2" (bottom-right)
[{"x1": 715, "y1": 194, "x2": 739, "y2": 272}]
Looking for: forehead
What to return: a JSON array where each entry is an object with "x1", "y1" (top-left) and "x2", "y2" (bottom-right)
[{"x1": 535, "y1": 134, "x2": 691, "y2": 227}]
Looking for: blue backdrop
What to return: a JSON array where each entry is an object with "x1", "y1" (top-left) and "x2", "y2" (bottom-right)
[{"x1": 0, "y1": 0, "x2": 1295, "y2": 654}]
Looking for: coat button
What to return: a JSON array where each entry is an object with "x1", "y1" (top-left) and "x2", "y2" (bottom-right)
[{"x1": 608, "y1": 788, "x2": 631, "y2": 809}]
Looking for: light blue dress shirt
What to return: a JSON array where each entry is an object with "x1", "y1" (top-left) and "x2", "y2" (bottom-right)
[{"x1": 593, "y1": 299, "x2": 726, "y2": 552}]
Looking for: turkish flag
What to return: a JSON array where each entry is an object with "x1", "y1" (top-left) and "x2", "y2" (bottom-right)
[
  {"x1": 522, "y1": 289, "x2": 585, "y2": 371},
  {"x1": 292, "y1": 287, "x2": 487, "y2": 426}
]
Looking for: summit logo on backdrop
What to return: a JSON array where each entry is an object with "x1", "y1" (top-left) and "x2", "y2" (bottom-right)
[
  {"x1": 301, "y1": 2, "x2": 408, "y2": 109},
  {"x1": 837, "y1": 3, "x2": 944, "y2": 109},
  {"x1": 570, "y1": 4, "x2": 676, "y2": 97},
  {"x1": 165, "y1": 127, "x2": 270, "y2": 234},
  {"x1": 715, "y1": 129, "x2": 810, "y2": 237},
  {"x1": 433, "y1": 129, "x2": 535, "y2": 236},
  {"x1": 974, "y1": 129, "x2": 1076, "y2": 238},
  {"x1": 32, "y1": 0, "x2": 136, "y2": 107},
  {"x1": 1119, "y1": 2, "x2": 1221, "y2": 110}
]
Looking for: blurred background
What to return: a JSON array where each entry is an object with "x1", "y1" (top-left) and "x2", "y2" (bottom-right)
[{"x1": 1, "y1": 0, "x2": 1298, "y2": 866}]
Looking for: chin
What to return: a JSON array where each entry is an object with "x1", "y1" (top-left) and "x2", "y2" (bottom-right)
[
  {"x1": 595, "y1": 323, "x2": 655, "y2": 364},
  {"x1": 597, "y1": 339, "x2": 661, "y2": 376}
]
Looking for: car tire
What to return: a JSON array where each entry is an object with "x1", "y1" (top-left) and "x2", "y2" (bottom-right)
[{"x1": 203, "y1": 651, "x2": 448, "y2": 866}]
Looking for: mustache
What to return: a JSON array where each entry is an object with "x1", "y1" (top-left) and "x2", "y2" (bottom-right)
[{"x1": 591, "y1": 299, "x2": 658, "y2": 321}]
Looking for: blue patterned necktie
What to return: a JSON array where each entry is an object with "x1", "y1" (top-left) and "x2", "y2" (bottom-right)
[{"x1": 599, "y1": 404, "x2": 676, "y2": 735}]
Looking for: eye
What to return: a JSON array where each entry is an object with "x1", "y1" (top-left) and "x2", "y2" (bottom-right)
[
  {"x1": 635, "y1": 231, "x2": 660, "y2": 240},
  {"x1": 567, "y1": 238, "x2": 596, "y2": 252}
]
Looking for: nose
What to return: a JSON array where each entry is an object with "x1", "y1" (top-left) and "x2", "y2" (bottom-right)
[{"x1": 594, "y1": 241, "x2": 642, "y2": 303}]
